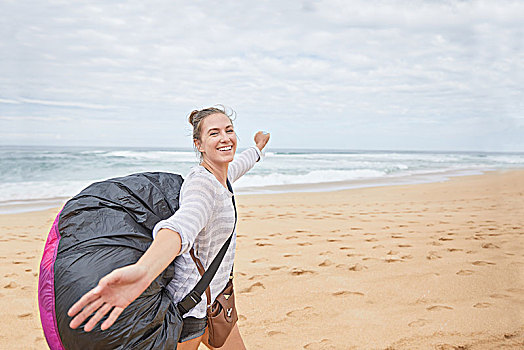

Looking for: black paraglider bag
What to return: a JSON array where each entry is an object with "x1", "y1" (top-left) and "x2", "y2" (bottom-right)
[
  {"x1": 39, "y1": 172, "x2": 184, "y2": 350},
  {"x1": 38, "y1": 172, "x2": 237, "y2": 349}
]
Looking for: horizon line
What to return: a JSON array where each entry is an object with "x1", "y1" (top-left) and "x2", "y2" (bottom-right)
[{"x1": 0, "y1": 144, "x2": 523, "y2": 154}]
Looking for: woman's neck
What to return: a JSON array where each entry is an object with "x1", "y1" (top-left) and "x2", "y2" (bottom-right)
[{"x1": 200, "y1": 159, "x2": 229, "y2": 188}]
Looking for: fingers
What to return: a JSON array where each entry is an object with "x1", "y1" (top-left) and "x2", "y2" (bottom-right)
[
  {"x1": 68, "y1": 285, "x2": 101, "y2": 318},
  {"x1": 69, "y1": 296, "x2": 104, "y2": 329},
  {"x1": 101, "y1": 307, "x2": 124, "y2": 331},
  {"x1": 84, "y1": 303, "x2": 113, "y2": 332}
]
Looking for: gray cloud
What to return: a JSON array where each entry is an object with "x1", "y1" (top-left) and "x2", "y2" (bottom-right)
[{"x1": 0, "y1": 0, "x2": 522, "y2": 150}]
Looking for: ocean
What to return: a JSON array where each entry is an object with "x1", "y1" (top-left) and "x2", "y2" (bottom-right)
[{"x1": 1, "y1": 145, "x2": 523, "y2": 214}]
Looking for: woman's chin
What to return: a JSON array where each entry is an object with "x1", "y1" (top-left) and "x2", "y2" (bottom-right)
[{"x1": 213, "y1": 153, "x2": 235, "y2": 164}]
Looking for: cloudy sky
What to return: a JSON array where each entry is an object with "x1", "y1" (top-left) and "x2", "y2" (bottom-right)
[{"x1": 1, "y1": 0, "x2": 523, "y2": 151}]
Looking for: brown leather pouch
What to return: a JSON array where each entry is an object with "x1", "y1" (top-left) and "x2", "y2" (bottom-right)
[
  {"x1": 190, "y1": 248, "x2": 238, "y2": 347},
  {"x1": 206, "y1": 278, "x2": 238, "y2": 347}
]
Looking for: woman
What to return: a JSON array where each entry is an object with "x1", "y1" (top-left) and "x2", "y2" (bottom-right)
[{"x1": 67, "y1": 106, "x2": 270, "y2": 349}]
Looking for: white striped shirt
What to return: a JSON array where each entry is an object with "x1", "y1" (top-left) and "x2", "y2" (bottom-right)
[{"x1": 152, "y1": 146, "x2": 262, "y2": 318}]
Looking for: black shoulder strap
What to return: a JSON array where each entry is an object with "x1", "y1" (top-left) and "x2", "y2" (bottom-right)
[{"x1": 177, "y1": 179, "x2": 237, "y2": 315}]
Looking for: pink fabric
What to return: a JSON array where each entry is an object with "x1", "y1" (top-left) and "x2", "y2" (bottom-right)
[{"x1": 38, "y1": 210, "x2": 65, "y2": 350}]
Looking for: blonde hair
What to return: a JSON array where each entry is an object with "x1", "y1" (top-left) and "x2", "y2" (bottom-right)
[{"x1": 188, "y1": 106, "x2": 236, "y2": 158}]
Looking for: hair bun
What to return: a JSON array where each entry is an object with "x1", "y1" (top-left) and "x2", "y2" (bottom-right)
[{"x1": 188, "y1": 110, "x2": 199, "y2": 125}]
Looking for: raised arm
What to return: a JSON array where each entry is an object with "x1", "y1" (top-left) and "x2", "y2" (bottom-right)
[{"x1": 228, "y1": 131, "x2": 270, "y2": 183}]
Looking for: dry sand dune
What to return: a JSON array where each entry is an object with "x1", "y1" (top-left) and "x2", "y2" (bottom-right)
[{"x1": 1, "y1": 170, "x2": 523, "y2": 349}]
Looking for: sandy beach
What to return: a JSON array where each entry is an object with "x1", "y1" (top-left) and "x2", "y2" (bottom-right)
[{"x1": 1, "y1": 170, "x2": 523, "y2": 349}]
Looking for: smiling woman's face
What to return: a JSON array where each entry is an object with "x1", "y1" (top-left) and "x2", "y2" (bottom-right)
[{"x1": 195, "y1": 113, "x2": 237, "y2": 166}]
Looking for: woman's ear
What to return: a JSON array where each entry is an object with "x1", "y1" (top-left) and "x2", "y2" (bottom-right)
[{"x1": 194, "y1": 139, "x2": 203, "y2": 153}]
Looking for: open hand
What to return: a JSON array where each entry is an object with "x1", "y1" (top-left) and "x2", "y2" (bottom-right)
[
  {"x1": 68, "y1": 264, "x2": 150, "y2": 332},
  {"x1": 254, "y1": 131, "x2": 270, "y2": 151}
]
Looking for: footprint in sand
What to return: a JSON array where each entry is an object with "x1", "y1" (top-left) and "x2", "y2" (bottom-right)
[
  {"x1": 290, "y1": 268, "x2": 316, "y2": 276},
  {"x1": 362, "y1": 257, "x2": 380, "y2": 261},
  {"x1": 473, "y1": 302, "x2": 491, "y2": 308},
  {"x1": 408, "y1": 319, "x2": 429, "y2": 327},
  {"x1": 339, "y1": 246, "x2": 354, "y2": 250},
  {"x1": 426, "y1": 305, "x2": 453, "y2": 311},
  {"x1": 3, "y1": 281, "x2": 18, "y2": 289},
  {"x1": 318, "y1": 259, "x2": 334, "y2": 267},
  {"x1": 251, "y1": 258, "x2": 269, "y2": 263},
  {"x1": 456, "y1": 270, "x2": 474, "y2": 276},
  {"x1": 447, "y1": 248, "x2": 463, "y2": 252},
  {"x1": 240, "y1": 282, "x2": 265, "y2": 293},
  {"x1": 348, "y1": 263, "x2": 367, "y2": 271},
  {"x1": 398, "y1": 244, "x2": 412, "y2": 248},
  {"x1": 303, "y1": 339, "x2": 336, "y2": 350},
  {"x1": 267, "y1": 331, "x2": 285, "y2": 337},
  {"x1": 248, "y1": 274, "x2": 268, "y2": 281},
  {"x1": 385, "y1": 256, "x2": 402, "y2": 263},
  {"x1": 365, "y1": 238, "x2": 378, "y2": 242},
  {"x1": 18, "y1": 312, "x2": 32, "y2": 318},
  {"x1": 319, "y1": 251, "x2": 332, "y2": 256},
  {"x1": 286, "y1": 236, "x2": 298, "y2": 240},
  {"x1": 439, "y1": 237, "x2": 453, "y2": 241},
  {"x1": 256, "y1": 242, "x2": 273, "y2": 247},
  {"x1": 426, "y1": 251, "x2": 442, "y2": 260},
  {"x1": 472, "y1": 260, "x2": 496, "y2": 266},
  {"x1": 269, "y1": 266, "x2": 286, "y2": 271},
  {"x1": 391, "y1": 235, "x2": 404, "y2": 239},
  {"x1": 286, "y1": 306, "x2": 316, "y2": 318},
  {"x1": 269, "y1": 233, "x2": 282, "y2": 237},
  {"x1": 489, "y1": 293, "x2": 510, "y2": 299},
  {"x1": 332, "y1": 290, "x2": 364, "y2": 297},
  {"x1": 297, "y1": 242, "x2": 312, "y2": 246},
  {"x1": 481, "y1": 243, "x2": 500, "y2": 249},
  {"x1": 283, "y1": 254, "x2": 300, "y2": 258},
  {"x1": 372, "y1": 245, "x2": 385, "y2": 249}
]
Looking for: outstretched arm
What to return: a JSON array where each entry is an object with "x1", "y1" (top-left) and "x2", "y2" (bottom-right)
[
  {"x1": 228, "y1": 131, "x2": 270, "y2": 183},
  {"x1": 67, "y1": 228, "x2": 181, "y2": 331}
]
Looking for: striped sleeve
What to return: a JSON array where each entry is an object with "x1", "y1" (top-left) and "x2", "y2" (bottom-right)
[
  {"x1": 152, "y1": 174, "x2": 216, "y2": 256},
  {"x1": 228, "y1": 146, "x2": 262, "y2": 183}
]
